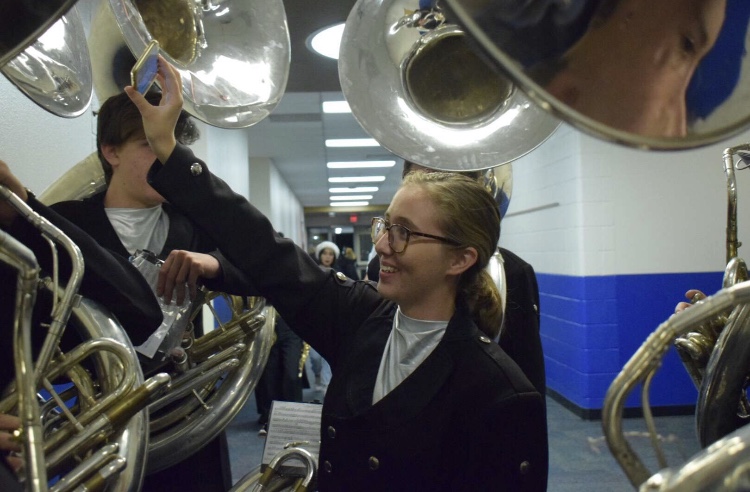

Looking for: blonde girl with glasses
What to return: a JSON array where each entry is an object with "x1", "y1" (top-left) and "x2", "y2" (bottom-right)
[{"x1": 129, "y1": 59, "x2": 548, "y2": 492}]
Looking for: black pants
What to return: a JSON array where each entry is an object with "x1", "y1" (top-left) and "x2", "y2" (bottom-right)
[{"x1": 255, "y1": 317, "x2": 304, "y2": 424}]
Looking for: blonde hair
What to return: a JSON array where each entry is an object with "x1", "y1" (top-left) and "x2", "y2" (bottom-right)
[{"x1": 402, "y1": 172, "x2": 503, "y2": 338}]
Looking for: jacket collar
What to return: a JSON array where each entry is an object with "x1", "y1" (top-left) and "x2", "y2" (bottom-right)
[{"x1": 340, "y1": 300, "x2": 478, "y2": 422}]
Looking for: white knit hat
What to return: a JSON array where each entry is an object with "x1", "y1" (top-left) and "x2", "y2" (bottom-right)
[{"x1": 315, "y1": 241, "x2": 340, "y2": 260}]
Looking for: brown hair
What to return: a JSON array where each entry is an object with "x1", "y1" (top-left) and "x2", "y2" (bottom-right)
[
  {"x1": 97, "y1": 91, "x2": 199, "y2": 183},
  {"x1": 402, "y1": 171, "x2": 503, "y2": 338},
  {"x1": 402, "y1": 160, "x2": 482, "y2": 181}
]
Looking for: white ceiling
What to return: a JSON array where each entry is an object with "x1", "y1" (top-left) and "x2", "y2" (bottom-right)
[
  {"x1": 241, "y1": 0, "x2": 407, "y2": 213},
  {"x1": 244, "y1": 92, "x2": 405, "y2": 210}
]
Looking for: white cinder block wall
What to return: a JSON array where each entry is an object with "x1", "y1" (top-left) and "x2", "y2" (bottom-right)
[{"x1": 501, "y1": 121, "x2": 750, "y2": 413}]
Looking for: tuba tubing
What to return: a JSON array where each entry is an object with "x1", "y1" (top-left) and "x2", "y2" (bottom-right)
[
  {"x1": 0, "y1": 184, "x2": 84, "y2": 387},
  {"x1": 0, "y1": 183, "x2": 157, "y2": 491},
  {"x1": 146, "y1": 304, "x2": 275, "y2": 472},
  {"x1": 602, "y1": 281, "x2": 750, "y2": 488},
  {"x1": 1, "y1": 217, "x2": 48, "y2": 491}
]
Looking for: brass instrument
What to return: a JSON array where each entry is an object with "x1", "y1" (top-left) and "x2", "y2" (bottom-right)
[
  {"x1": 38, "y1": 157, "x2": 277, "y2": 474},
  {"x1": 0, "y1": 184, "x2": 170, "y2": 492},
  {"x1": 90, "y1": 0, "x2": 290, "y2": 128},
  {"x1": 230, "y1": 443, "x2": 318, "y2": 492},
  {"x1": 602, "y1": 281, "x2": 750, "y2": 489},
  {"x1": 338, "y1": 0, "x2": 560, "y2": 171},
  {"x1": 672, "y1": 144, "x2": 748, "y2": 393},
  {"x1": 1, "y1": 6, "x2": 93, "y2": 118},
  {"x1": 602, "y1": 143, "x2": 750, "y2": 489},
  {"x1": 694, "y1": 146, "x2": 750, "y2": 448},
  {"x1": 144, "y1": 292, "x2": 275, "y2": 472},
  {"x1": 0, "y1": 1, "x2": 92, "y2": 117}
]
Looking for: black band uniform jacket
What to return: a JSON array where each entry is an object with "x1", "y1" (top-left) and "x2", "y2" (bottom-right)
[{"x1": 148, "y1": 145, "x2": 549, "y2": 491}]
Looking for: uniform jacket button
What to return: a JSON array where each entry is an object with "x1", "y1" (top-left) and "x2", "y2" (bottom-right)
[
  {"x1": 323, "y1": 460, "x2": 332, "y2": 473},
  {"x1": 190, "y1": 162, "x2": 203, "y2": 176},
  {"x1": 335, "y1": 271, "x2": 347, "y2": 281},
  {"x1": 327, "y1": 426, "x2": 336, "y2": 439},
  {"x1": 478, "y1": 335, "x2": 491, "y2": 343},
  {"x1": 368, "y1": 456, "x2": 379, "y2": 471},
  {"x1": 519, "y1": 461, "x2": 531, "y2": 475}
]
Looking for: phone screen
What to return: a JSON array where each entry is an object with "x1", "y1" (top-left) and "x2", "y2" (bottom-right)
[{"x1": 131, "y1": 40, "x2": 160, "y2": 94}]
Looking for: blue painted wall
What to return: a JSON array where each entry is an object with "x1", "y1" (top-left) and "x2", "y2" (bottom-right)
[{"x1": 539, "y1": 271, "x2": 724, "y2": 411}]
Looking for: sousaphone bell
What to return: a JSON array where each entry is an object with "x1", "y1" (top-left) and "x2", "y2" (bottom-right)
[
  {"x1": 338, "y1": 0, "x2": 560, "y2": 171},
  {"x1": 90, "y1": 0, "x2": 291, "y2": 128},
  {"x1": 0, "y1": 1, "x2": 93, "y2": 117}
]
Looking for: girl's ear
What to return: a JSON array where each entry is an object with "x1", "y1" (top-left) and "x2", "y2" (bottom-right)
[{"x1": 447, "y1": 246, "x2": 478, "y2": 276}]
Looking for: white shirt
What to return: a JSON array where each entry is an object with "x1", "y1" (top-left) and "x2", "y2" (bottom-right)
[
  {"x1": 105, "y1": 205, "x2": 170, "y2": 256},
  {"x1": 372, "y1": 307, "x2": 448, "y2": 404}
]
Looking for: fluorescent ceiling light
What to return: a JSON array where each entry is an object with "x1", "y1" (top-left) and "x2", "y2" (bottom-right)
[
  {"x1": 329, "y1": 186, "x2": 379, "y2": 193},
  {"x1": 327, "y1": 160, "x2": 395, "y2": 169},
  {"x1": 322, "y1": 101, "x2": 351, "y2": 113},
  {"x1": 308, "y1": 23, "x2": 345, "y2": 60},
  {"x1": 335, "y1": 227, "x2": 343, "y2": 234},
  {"x1": 325, "y1": 138, "x2": 380, "y2": 148},
  {"x1": 330, "y1": 201, "x2": 369, "y2": 207},
  {"x1": 330, "y1": 195, "x2": 374, "y2": 201},
  {"x1": 328, "y1": 176, "x2": 386, "y2": 183}
]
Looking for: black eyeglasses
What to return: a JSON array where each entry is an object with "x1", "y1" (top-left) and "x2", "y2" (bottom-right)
[{"x1": 371, "y1": 217, "x2": 460, "y2": 253}]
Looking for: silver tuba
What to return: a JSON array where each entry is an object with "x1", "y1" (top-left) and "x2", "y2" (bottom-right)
[
  {"x1": 0, "y1": 0, "x2": 93, "y2": 117},
  {"x1": 602, "y1": 281, "x2": 750, "y2": 490},
  {"x1": 338, "y1": 0, "x2": 560, "y2": 171},
  {"x1": 89, "y1": 0, "x2": 290, "y2": 128}
]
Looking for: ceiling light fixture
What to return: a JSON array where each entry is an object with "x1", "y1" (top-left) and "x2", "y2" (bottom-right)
[
  {"x1": 325, "y1": 138, "x2": 380, "y2": 148},
  {"x1": 327, "y1": 160, "x2": 395, "y2": 169},
  {"x1": 330, "y1": 195, "x2": 374, "y2": 201},
  {"x1": 330, "y1": 201, "x2": 369, "y2": 207},
  {"x1": 307, "y1": 23, "x2": 346, "y2": 60},
  {"x1": 329, "y1": 186, "x2": 379, "y2": 193},
  {"x1": 322, "y1": 100, "x2": 351, "y2": 113},
  {"x1": 328, "y1": 176, "x2": 386, "y2": 183}
]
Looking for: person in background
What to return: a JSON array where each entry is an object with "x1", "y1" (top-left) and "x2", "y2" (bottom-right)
[
  {"x1": 128, "y1": 58, "x2": 549, "y2": 489},
  {"x1": 254, "y1": 234, "x2": 305, "y2": 436},
  {"x1": 254, "y1": 314, "x2": 304, "y2": 436},
  {"x1": 315, "y1": 240, "x2": 339, "y2": 269},
  {"x1": 337, "y1": 246, "x2": 360, "y2": 280},
  {"x1": 304, "y1": 240, "x2": 340, "y2": 398}
]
